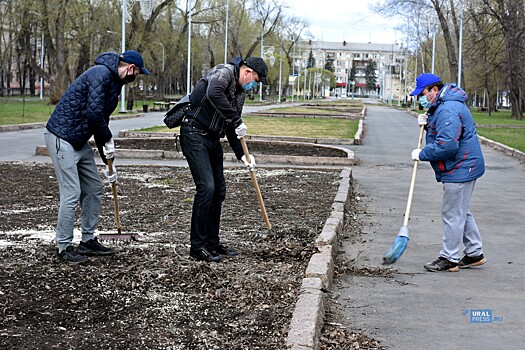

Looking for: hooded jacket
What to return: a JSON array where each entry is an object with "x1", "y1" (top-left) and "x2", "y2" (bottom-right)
[
  {"x1": 46, "y1": 52, "x2": 125, "y2": 162},
  {"x1": 419, "y1": 83, "x2": 485, "y2": 183}
]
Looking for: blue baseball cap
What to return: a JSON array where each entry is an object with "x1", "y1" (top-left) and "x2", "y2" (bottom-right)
[
  {"x1": 120, "y1": 50, "x2": 151, "y2": 75},
  {"x1": 410, "y1": 73, "x2": 441, "y2": 96}
]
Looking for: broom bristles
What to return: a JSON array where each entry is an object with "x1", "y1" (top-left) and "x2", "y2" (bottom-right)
[{"x1": 382, "y1": 225, "x2": 410, "y2": 265}]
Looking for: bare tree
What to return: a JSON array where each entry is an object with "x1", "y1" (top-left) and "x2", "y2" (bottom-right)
[
  {"x1": 477, "y1": 0, "x2": 524, "y2": 120},
  {"x1": 373, "y1": 0, "x2": 463, "y2": 83}
]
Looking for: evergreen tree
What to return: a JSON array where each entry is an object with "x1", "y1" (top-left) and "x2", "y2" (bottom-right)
[
  {"x1": 349, "y1": 60, "x2": 357, "y2": 83},
  {"x1": 307, "y1": 50, "x2": 316, "y2": 68},
  {"x1": 365, "y1": 59, "x2": 377, "y2": 93},
  {"x1": 324, "y1": 58, "x2": 335, "y2": 72}
]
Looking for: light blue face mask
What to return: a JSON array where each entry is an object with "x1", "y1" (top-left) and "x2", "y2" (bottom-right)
[
  {"x1": 242, "y1": 80, "x2": 258, "y2": 91},
  {"x1": 419, "y1": 95, "x2": 431, "y2": 108}
]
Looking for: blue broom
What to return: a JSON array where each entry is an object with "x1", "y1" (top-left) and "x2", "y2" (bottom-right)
[{"x1": 383, "y1": 124, "x2": 425, "y2": 265}]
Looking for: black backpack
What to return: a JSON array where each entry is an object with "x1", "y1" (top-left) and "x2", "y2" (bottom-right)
[{"x1": 163, "y1": 94, "x2": 191, "y2": 129}]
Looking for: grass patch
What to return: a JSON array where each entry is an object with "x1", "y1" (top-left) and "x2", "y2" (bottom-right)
[
  {"x1": 471, "y1": 110, "x2": 524, "y2": 126},
  {"x1": 140, "y1": 116, "x2": 359, "y2": 139},
  {"x1": 472, "y1": 111, "x2": 525, "y2": 152},
  {"x1": 477, "y1": 128, "x2": 525, "y2": 152},
  {"x1": 0, "y1": 99, "x2": 55, "y2": 125},
  {"x1": 261, "y1": 106, "x2": 349, "y2": 115},
  {"x1": 0, "y1": 98, "x2": 158, "y2": 125}
]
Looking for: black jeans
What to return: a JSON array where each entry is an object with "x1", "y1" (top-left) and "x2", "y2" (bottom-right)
[{"x1": 179, "y1": 123, "x2": 226, "y2": 249}]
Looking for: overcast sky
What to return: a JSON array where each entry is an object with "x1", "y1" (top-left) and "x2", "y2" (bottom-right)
[{"x1": 283, "y1": 0, "x2": 402, "y2": 45}]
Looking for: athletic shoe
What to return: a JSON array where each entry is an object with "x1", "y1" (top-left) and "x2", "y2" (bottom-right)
[
  {"x1": 208, "y1": 243, "x2": 238, "y2": 257},
  {"x1": 424, "y1": 257, "x2": 459, "y2": 272},
  {"x1": 58, "y1": 246, "x2": 88, "y2": 265},
  {"x1": 190, "y1": 247, "x2": 221, "y2": 263},
  {"x1": 78, "y1": 238, "x2": 115, "y2": 256},
  {"x1": 458, "y1": 254, "x2": 486, "y2": 268}
]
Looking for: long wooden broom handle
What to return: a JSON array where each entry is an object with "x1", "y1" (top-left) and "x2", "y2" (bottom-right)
[
  {"x1": 402, "y1": 125, "x2": 425, "y2": 226},
  {"x1": 240, "y1": 137, "x2": 272, "y2": 232},
  {"x1": 107, "y1": 158, "x2": 122, "y2": 234}
]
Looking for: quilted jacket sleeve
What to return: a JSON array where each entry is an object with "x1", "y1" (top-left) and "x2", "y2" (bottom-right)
[{"x1": 86, "y1": 68, "x2": 113, "y2": 145}]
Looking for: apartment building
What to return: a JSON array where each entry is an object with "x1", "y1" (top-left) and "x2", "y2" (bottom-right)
[{"x1": 292, "y1": 40, "x2": 407, "y2": 101}]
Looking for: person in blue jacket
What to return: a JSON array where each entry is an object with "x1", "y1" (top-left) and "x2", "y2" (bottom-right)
[
  {"x1": 409, "y1": 73, "x2": 487, "y2": 272},
  {"x1": 45, "y1": 50, "x2": 150, "y2": 264}
]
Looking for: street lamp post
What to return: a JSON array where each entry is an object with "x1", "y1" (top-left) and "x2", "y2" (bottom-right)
[
  {"x1": 291, "y1": 37, "x2": 296, "y2": 102},
  {"x1": 278, "y1": 38, "x2": 283, "y2": 102},
  {"x1": 397, "y1": 43, "x2": 403, "y2": 107},
  {"x1": 224, "y1": 0, "x2": 229, "y2": 63},
  {"x1": 458, "y1": 0, "x2": 464, "y2": 87},
  {"x1": 260, "y1": 45, "x2": 275, "y2": 101},
  {"x1": 260, "y1": 23, "x2": 264, "y2": 102},
  {"x1": 296, "y1": 55, "x2": 302, "y2": 102},
  {"x1": 187, "y1": 2, "x2": 193, "y2": 95},
  {"x1": 390, "y1": 43, "x2": 394, "y2": 106},
  {"x1": 120, "y1": 0, "x2": 126, "y2": 112}
]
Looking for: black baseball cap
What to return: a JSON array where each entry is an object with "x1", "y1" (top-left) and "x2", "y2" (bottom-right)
[
  {"x1": 244, "y1": 57, "x2": 269, "y2": 85},
  {"x1": 120, "y1": 50, "x2": 151, "y2": 75}
]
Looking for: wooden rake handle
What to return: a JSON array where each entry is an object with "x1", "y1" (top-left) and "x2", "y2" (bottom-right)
[
  {"x1": 107, "y1": 158, "x2": 122, "y2": 234},
  {"x1": 403, "y1": 124, "x2": 425, "y2": 226},
  {"x1": 239, "y1": 137, "x2": 271, "y2": 232}
]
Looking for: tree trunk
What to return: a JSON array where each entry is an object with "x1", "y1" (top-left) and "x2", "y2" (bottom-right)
[
  {"x1": 432, "y1": 0, "x2": 458, "y2": 82},
  {"x1": 498, "y1": 0, "x2": 524, "y2": 120}
]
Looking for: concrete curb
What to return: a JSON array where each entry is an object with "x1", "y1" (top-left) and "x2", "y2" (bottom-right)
[
  {"x1": 478, "y1": 136, "x2": 525, "y2": 162},
  {"x1": 407, "y1": 110, "x2": 525, "y2": 162},
  {"x1": 35, "y1": 141, "x2": 357, "y2": 166},
  {"x1": 286, "y1": 167, "x2": 353, "y2": 349},
  {"x1": 118, "y1": 131, "x2": 357, "y2": 146},
  {"x1": 353, "y1": 107, "x2": 366, "y2": 145},
  {"x1": 0, "y1": 122, "x2": 46, "y2": 132}
]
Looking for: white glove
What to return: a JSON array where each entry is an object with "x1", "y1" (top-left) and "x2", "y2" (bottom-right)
[
  {"x1": 103, "y1": 138, "x2": 115, "y2": 159},
  {"x1": 411, "y1": 149, "x2": 422, "y2": 161},
  {"x1": 418, "y1": 113, "x2": 428, "y2": 126},
  {"x1": 235, "y1": 123, "x2": 248, "y2": 139},
  {"x1": 104, "y1": 164, "x2": 118, "y2": 183},
  {"x1": 241, "y1": 154, "x2": 256, "y2": 169}
]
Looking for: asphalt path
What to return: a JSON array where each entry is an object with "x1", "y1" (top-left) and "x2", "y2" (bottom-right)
[{"x1": 335, "y1": 104, "x2": 525, "y2": 349}]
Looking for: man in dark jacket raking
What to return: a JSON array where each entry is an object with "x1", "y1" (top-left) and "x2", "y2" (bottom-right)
[
  {"x1": 45, "y1": 50, "x2": 150, "y2": 264},
  {"x1": 410, "y1": 73, "x2": 487, "y2": 272},
  {"x1": 180, "y1": 57, "x2": 268, "y2": 263}
]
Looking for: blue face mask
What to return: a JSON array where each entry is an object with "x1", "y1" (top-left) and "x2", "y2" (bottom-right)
[
  {"x1": 242, "y1": 80, "x2": 258, "y2": 91},
  {"x1": 419, "y1": 95, "x2": 431, "y2": 108}
]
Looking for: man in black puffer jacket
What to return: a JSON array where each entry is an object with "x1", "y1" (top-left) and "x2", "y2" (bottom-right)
[{"x1": 45, "y1": 50, "x2": 150, "y2": 264}]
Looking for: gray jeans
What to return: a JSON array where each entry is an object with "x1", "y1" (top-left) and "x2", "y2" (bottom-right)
[
  {"x1": 440, "y1": 180, "x2": 483, "y2": 262},
  {"x1": 45, "y1": 132, "x2": 103, "y2": 252}
]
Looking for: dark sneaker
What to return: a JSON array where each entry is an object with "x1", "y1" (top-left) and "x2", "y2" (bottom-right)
[
  {"x1": 424, "y1": 257, "x2": 459, "y2": 272},
  {"x1": 78, "y1": 238, "x2": 115, "y2": 256},
  {"x1": 58, "y1": 246, "x2": 88, "y2": 265},
  {"x1": 458, "y1": 254, "x2": 486, "y2": 268},
  {"x1": 190, "y1": 246, "x2": 221, "y2": 263},
  {"x1": 208, "y1": 243, "x2": 238, "y2": 257}
]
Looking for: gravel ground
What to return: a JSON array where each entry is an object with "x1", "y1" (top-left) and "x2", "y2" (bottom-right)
[{"x1": 0, "y1": 161, "x2": 342, "y2": 349}]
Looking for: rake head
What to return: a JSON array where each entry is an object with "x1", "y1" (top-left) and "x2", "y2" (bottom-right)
[
  {"x1": 382, "y1": 225, "x2": 410, "y2": 265},
  {"x1": 98, "y1": 233, "x2": 139, "y2": 243}
]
